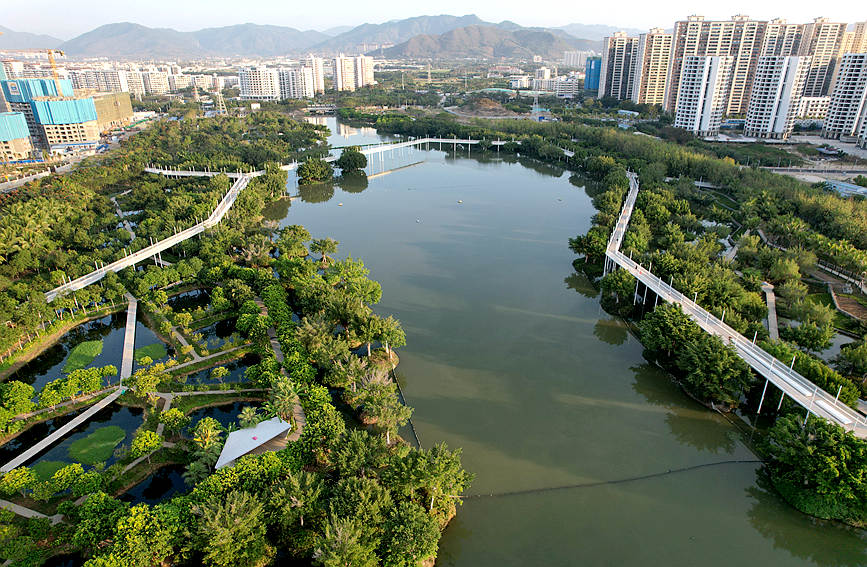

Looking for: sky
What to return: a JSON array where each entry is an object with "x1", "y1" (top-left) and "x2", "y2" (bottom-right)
[{"x1": 4, "y1": 0, "x2": 865, "y2": 39}]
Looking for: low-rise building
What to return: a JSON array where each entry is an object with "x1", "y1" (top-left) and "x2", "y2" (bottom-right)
[
  {"x1": 93, "y1": 92, "x2": 133, "y2": 131},
  {"x1": 0, "y1": 112, "x2": 32, "y2": 162},
  {"x1": 797, "y1": 96, "x2": 830, "y2": 119}
]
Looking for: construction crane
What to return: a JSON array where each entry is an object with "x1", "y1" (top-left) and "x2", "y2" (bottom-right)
[{"x1": 0, "y1": 48, "x2": 67, "y2": 95}]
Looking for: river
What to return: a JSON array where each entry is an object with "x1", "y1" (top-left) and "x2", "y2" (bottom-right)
[{"x1": 271, "y1": 117, "x2": 867, "y2": 566}]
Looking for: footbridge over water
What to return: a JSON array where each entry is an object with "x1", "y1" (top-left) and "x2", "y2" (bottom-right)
[
  {"x1": 604, "y1": 173, "x2": 867, "y2": 437},
  {"x1": 49, "y1": 137, "x2": 571, "y2": 303}
]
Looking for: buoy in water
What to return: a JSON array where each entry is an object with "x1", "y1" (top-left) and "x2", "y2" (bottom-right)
[
  {"x1": 457, "y1": 200, "x2": 463, "y2": 204},
  {"x1": 338, "y1": 203, "x2": 343, "y2": 206},
  {"x1": 416, "y1": 218, "x2": 421, "y2": 223}
]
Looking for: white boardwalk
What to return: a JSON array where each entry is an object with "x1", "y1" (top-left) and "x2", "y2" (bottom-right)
[
  {"x1": 0, "y1": 387, "x2": 123, "y2": 473},
  {"x1": 120, "y1": 294, "x2": 137, "y2": 381},
  {"x1": 604, "y1": 173, "x2": 867, "y2": 437},
  {"x1": 48, "y1": 137, "x2": 572, "y2": 303}
]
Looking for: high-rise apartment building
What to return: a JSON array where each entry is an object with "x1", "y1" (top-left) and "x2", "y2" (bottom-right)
[
  {"x1": 799, "y1": 17, "x2": 848, "y2": 97},
  {"x1": 141, "y1": 72, "x2": 169, "y2": 95},
  {"x1": 238, "y1": 67, "x2": 280, "y2": 101},
  {"x1": 278, "y1": 67, "x2": 315, "y2": 99},
  {"x1": 666, "y1": 15, "x2": 766, "y2": 116},
  {"x1": 630, "y1": 28, "x2": 672, "y2": 105},
  {"x1": 333, "y1": 55, "x2": 356, "y2": 92},
  {"x1": 69, "y1": 70, "x2": 130, "y2": 93},
  {"x1": 822, "y1": 53, "x2": 867, "y2": 140},
  {"x1": 584, "y1": 58, "x2": 601, "y2": 91},
  {"x1": 354, "y1": 55, "x2": 375, "y2": 89},
  {"x1": 761, "y1": 19, "x2": 803, "y2": 56},
  {"x1": 563, "y1": 51, "x2": 594, "y2": 68},
  {"x1": 674, "y1": 56, "x2": 734, "y2": 136},
  {"x1": 599, "y1": 32, "x2": 639, "y2": 100},
  {"x1": 306, "y1": 55, "x2": 325, "y2": 94},
  {"x1": 744, "y1": 56, "x2": 811, "y2": 139}
]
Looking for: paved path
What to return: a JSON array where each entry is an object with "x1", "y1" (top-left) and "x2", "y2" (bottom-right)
[
  {"x1": 0, "y1": 499, "x2": 62, "y2": 524},
  {"x1": 168, "y1": 345, "x2": 245, "y2": 372},
  {"x1": 255, "y1": 299, "x2": 306, "y2": 438},
  {"x1": 10, "y1": 387, "x2": 114, "y2": 422},
  {"x1": 604, "y1": 173, "x2": 867, "y2": 437},
  {"x1": 120, "y1": 294, "x2": 137, "y2": 381},
  {"x1": 761, "y1": 283, "x2": 780, "y2": 340},
  {"x1": 171, "y1": 326, "x2": 201, "y2": 361},
  {"x1": 111, "y1": 196, "x2": 136, "y2": 240},
  {"x1": 0, "y1": 387, "x2": 123, "y2": 473}
]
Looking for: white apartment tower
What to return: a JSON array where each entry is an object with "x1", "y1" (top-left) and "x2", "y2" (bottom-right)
[
  {"x1": 762, "y1": 19, "x2": 804, "y2": 56},
  {"x1": 354, "y1": 55, "x2": 375, "y2": 88},
  {"x1": 799, "y1": 17, "x2": 848, "y2": 97},
  {"x1": 278, "y1": 67, "x2": 315, "y2": 99},
  {"x1": 822, "y1": 53, "x2": 867, "y2": 140},
  {"x1": 744, "y1": 56, "x2": 811, "y2": 139},
  {"x1": 630, "y1": 28, "x2": 672, "y2": 105},
  {"x1": 306, "y1": 55, "x2": 325, "y2": 94},
  {"x1": 238, "y1": 67, "x2": 280, "y2": 101},
  {"x1": 333, "y1": 55, "x2": 356, "y2": 92},
  {"x1": 666, "y1": 15, "x2": 766, "y2": 116},
  {"x1": 599, "y1": 32, "x2": 639, "y2": 100},
  {"x1": 674, "y1": 56, "x2": 734, "y2": 136}
]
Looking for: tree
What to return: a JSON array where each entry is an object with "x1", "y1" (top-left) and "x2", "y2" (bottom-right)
[
  {"x1": 109, "y1": 503, "x2": 175, "y2": 566},
  {"x1": 359, "y1": 382, "x2": 412, "y2": 445},
  {"x1": 277, "y1": 225, "x2": 312, "y2": 258},
  {"x1": 377, "y1": 316, "x2": 405, "y2": 361},
  {"x1": 310, "y1": 238, "x2": 339, "y2": 267},
  {"x1": 760, "y1": 414, "x2": 867, "y2": 523},
  {"x1": 211, "y1": 366, "x2": 229, "y2": 382},
  {"x1": 417, "y1": 443, "x2": 473, "y2": 518},
  {"x1": 333, "y1": 429, "x2": 390, "y2": 479},
  {"x1": 676, "y1": 334, "x2": 753, "y2": 407},
  {"x1": 0, "y1": 466, "x2": 37, "y2": 497},
  {"x1": 780, "y1": 321, "x2": 834, "y2": 354},
  {"x1": 638, "y1": 303, "x2": 700, "y2": 359},
  {"x1": 238, "y1": 406, "x2": 260, "y2": 429},
  {"x1": 266, "y1": 376, "x2": 300, "y2": 425},
  {"x1": 298, "y1": 158, "x2": 334, "y2": 185},
  {"x1": 380, "y1": 502, "x2": 440, "y2": 567},
  {"x1": 269, "y1": 470, "x2": 324, "y2": 530},
  {"x1": 159, "y1": 408, "x2": 191, "y2": 435},
  {"x1": 836, "y1": 342, "x2": 867, "y2": 385},
  {"x1": 130, "y1": 430, "x2": 162, "y2": 464},
  {"x1": 72, "y1": 491, "x2": 130, "y2": 554},
  {"x1": 336, "y1": 146, "x2": 368, "y2": 173},
  {"x1": 191, "y1": 490, "x2": 270, "y2": 567},
  {"x1": 313, "y1": 516, "x2": 377, "y2": 567}
]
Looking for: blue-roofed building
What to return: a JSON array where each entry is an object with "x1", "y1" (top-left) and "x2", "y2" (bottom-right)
[
  {"x1": 30, "y1": 98, "x2": 100, "y2": 152},
  {"x1": 0, "y1": 78, "x2": 74, "y2": 103},
  {"x1": 585, "y1": 57, "x2": 602, "y2": 92},
  {"x1": 31, "y1": 98, "x2": 98, "y2": 125},
  {"x1": 0, "y1": 112, "x2": 33, "y2": 162}
]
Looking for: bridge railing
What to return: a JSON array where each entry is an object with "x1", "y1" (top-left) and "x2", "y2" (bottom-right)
[{"x1": 604, "y1": 173, "x2": 866, "y2": 434}]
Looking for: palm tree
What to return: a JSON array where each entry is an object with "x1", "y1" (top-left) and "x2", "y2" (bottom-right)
[
  {"x1": 309, "y1": 237, "x2": 338, "y2": 267},
  {"x1": 238, "y1": 406, "x2": 260, "y2": 429},
  {"x1": 270, "y1": 470, "x2": 323, "y2": 528},
  {"x1": 266, "y1": 377, "x2": 300, "y2": 426}
]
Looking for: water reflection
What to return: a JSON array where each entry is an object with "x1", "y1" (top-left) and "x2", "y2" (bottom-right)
[
  {"x1": 593, "y1": 317, "x2": 628, "y2": 346},
  {"x1": 564, "y1": 272, "x2": 599, "y2": 299},
  {"x1": 298, "y1": 182, "x2": 335, "y2": 203},
  {"x1": 747, "y1": 471, "x2": 867, "y2": 567},
  {"x1": 338, "y1": 172, "x2": 369, "y2": 194},
  {"x1": 121, "y1": 464, "x2": 187, "y2": 505}
]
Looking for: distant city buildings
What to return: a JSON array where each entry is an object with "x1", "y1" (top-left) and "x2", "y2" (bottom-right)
[
  {"x1": 333, "y1": 54, "x2": 376, "y2": 92},
  {"x1": 562, "y1": 50, "x2": 596, "y2": 68}
]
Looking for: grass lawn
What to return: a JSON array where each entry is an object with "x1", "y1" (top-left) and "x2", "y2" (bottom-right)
[
  {"x1": 32, "y1": 460, "x2": 67, "y2": 481},
  {"x1": 68, "y1": 425, "x2": 126, "y2": 465},
  {"x1": 62, "y1": 340, "x2": 104, "y2": 373},
  {"x1": 135, "y1": 343, "x2": 167, "y2": 364}
]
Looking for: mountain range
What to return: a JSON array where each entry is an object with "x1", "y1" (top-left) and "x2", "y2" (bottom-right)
[
  {"x1": 380, "y1": 26, "x2": 598, "y2": 59},
  {"x1": 0, "y1": 15, "x2": 615, "y2": 59}
]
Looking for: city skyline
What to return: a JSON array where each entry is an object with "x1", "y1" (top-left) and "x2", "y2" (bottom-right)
[{"x1": 4, "y1": 1, "x2": 867, "y2": 41}]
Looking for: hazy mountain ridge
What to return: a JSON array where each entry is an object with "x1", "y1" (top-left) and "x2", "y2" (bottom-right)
[
  {"x1": 380, "y1": 25, "x2": 600, "y2": 59},
  {"x1": 0, "y1": 25, "x2": 63, "y2": 49}
]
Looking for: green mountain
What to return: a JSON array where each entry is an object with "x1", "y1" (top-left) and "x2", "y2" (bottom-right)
[
  {"x1": 59, "y1": 22, "x2": 327, "y2": 58},
  {"x1": 380, "y1": 25, "x2": 599, "y2": 59},
  {"x1": 313, "y1": 14, "x2": 489, "y2": 52},
  {"x1": 0, "y1": 25, "x2": 63, "y2": 49}
]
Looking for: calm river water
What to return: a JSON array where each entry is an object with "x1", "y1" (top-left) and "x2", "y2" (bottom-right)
[{"x1": 273, "y1": 118, "x2": 867, "y2": 566}]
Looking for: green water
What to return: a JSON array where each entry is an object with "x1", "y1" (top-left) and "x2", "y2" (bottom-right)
[{"x1": 272, "y1": 118, "x2": 867, "y2": 566}]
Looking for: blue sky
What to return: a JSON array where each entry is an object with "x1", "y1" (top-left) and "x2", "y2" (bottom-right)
[{"x1": 5, "y1": 0, "x2": 866, "y2": 39}]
